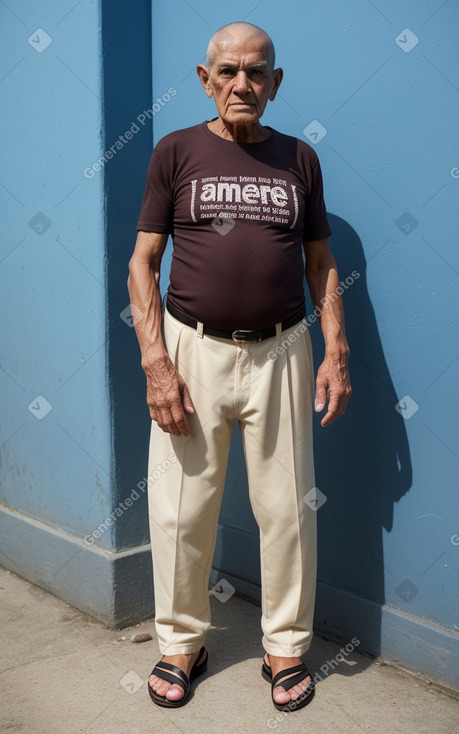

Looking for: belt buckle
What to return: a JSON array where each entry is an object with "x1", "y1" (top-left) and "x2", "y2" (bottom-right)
[{"x1": 232, "y1": 329, "x2": 254, "y2": 344}]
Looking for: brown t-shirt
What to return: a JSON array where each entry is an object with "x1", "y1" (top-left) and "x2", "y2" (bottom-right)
[{"x1": 137, "y1": 121, "x2": 331, "y2": 330}]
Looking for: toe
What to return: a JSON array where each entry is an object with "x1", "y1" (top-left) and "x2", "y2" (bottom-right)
[
  {"x1": 272, "y1": 686, "x2": 291, "y2": 705},
  {"x1": 148, "y1": 674, "x2": 159, "y2": 690},
  {"x1": 149, "y1": 675, "x2": 167, "y2": 696},
  {"x1": 147, "y1": 675, "x2": 165, "y2": 697},
  {"x1": 288, "y1": 676, "x2": 313, "y2": 701},
  {"x1": 148, "y1": 674, "x2": 185, "y2": 701},
  {"x1": 165, "y1": 684, "x2": 185, "y2": 701},
  {"x1": 290, "y1": 681, "x2": 307, "y2": 697}
]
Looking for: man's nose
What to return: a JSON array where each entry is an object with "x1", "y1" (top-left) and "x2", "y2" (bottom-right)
[{"x1": 232, "y1": 71, "x2": 250, "y2": 94}]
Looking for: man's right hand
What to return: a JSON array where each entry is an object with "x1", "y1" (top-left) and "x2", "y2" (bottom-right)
[
  {"x1": 143, "y1": 354, "x2": 195, "y2": 437},
  {"x1": 128, "y1": 231, "x2": 194, "y2": 437}
]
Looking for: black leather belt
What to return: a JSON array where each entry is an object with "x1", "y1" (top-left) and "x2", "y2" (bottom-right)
[{"x1": 166, "y1": 298, "x2": 306, "y2": 343}]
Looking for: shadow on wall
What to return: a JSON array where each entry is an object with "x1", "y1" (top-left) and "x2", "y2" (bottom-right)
[{"x1": 310, "y1": 213, "x2": 413, "y2": 656}]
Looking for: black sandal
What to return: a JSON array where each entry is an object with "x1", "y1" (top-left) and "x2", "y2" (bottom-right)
[
  {"x1": 148, "y1": 646, "x2": 208, "y2": 708},
  {"x1": 262, "y1": 655, "x2": 315, "y2": 711}
]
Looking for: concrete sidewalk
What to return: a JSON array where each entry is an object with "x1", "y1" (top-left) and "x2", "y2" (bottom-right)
[{"x1": 1, "y1": 566, "x2": 458, "y2": 734}]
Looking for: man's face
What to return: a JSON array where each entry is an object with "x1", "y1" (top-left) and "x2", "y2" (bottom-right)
[{"x1": 198, "y1": 33, "x2": 282, "y2": 127}]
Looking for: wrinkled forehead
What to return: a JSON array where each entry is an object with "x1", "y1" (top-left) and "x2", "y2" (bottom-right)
[{"x1": 208, "y1": 30, "x2": 274, "y2": 68}]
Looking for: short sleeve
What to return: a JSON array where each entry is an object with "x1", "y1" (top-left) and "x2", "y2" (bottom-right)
[
  {"x1": 136, "y1": 142, "x2": 174, "y2": 233},
  {"x1": 303, "y1": 154, "x2": 332, "y2": 242}
]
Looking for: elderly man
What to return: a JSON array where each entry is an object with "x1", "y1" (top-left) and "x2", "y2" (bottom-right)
[{"x1": 128, "y1": 21, "x2": 351, "y2": 711}]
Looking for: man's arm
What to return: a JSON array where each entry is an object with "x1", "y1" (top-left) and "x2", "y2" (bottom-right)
[
  {"x1": 303, "y1": 238, "x2": 351, "y2": 427},
  {"x1": 127, "y1": 231, "x2": 194, "y2": 437}
]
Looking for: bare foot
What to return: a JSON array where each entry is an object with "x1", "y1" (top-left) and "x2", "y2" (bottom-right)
[
  {"x1": 266, "y1": 654, "x2": 313, "y2": 706},
  {"x1": 149, "y1": 649, "x2": 204, "y2": 702}
]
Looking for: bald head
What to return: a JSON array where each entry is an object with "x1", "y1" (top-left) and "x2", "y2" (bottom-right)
[
  {"x1": 206, "y1": 22, "x2": 275, "y2": 71},
  {"x1": 197, "y1": 22, "x2": 283, "y2": 139}
]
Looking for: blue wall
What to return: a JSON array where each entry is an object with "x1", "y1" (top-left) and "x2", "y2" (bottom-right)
[
  {"x1": 0, "y1": 0, "x2": 155, "y2": 626},
  {"x1": 0, "y1": 1, "x2": 112, "y2": 538},
  {"x1": 0, "y1": 0, "x2": 457, "y2": 685},
  {"x1": 150, "y1": 0, "x2": 459, "y2": 686}
]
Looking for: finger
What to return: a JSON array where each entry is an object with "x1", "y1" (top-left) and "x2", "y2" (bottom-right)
[
  {"x1": 170, "y1": 400, "x2": 191, "y2": 436},
  {"x1": 147, "y1": 399, "x2": 158, "y2": 422},
  {"x1": 158, "y1": 412, "x2": 181, "y2": 436},
  {"x1": 156, "y1": 399, "x2": 189, "y2": 437},
  {"x1": 181, "y1": 384, "x2": 195, "y2": 414},
  {"x1": 315, "y1": 382, "x2": 328, "y2": 412},
  {"x1": 175, "y1": 416, "x2": 190, "y2": 437},
  {"x1": 149, "y1": 398, "x2": 186, "y2": 436},
  {"x1": 321, "y1": 409, "x2": 336, "y2": 427},
  {"x1": 321, "y1": 390, "x2": 349, "y2": 426},
  {"x1": 146, "y1": 389, "x2": 156, "y2": 419}
]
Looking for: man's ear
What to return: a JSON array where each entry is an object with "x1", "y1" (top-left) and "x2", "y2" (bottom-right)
[
  {"x1": 269, "y1": 67, "x2": 283, "y2": 101},
  {"x1": 197, "y1": 64, "x2": 213, "y2": 98}
]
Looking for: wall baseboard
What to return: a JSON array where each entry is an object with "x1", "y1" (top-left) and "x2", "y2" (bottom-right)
[
  {"x1": 210, "y1": 568, "x2": 459, "y2": 691},
  {"x1": 0, "y1": 503, "x2": 154, "y2": 628},
  {"x1": 314, "y1": 580, "x2": 459, "y2": 690}
]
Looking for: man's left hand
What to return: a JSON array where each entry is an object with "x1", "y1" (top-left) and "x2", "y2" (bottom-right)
[{"x1": 314, "y1": 353, "x2": 351, "y2": 427}]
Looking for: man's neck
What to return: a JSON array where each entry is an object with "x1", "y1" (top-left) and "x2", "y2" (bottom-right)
[{"x1": 207, "y1": 118, "x2": 271, "y2": 143}]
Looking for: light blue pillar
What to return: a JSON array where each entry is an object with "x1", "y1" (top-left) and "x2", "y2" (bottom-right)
[{"x1": 0, "y1": 0, "x2": 155, "y2": 626}]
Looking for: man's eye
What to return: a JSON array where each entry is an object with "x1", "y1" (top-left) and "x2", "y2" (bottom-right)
[{"x1": 221, "y1": 68, "x2": 233, "y2": 76}]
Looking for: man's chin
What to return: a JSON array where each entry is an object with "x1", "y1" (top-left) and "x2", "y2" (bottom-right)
[{"x1": 223, "y1": 109, "x2": 260, "y2": 125}]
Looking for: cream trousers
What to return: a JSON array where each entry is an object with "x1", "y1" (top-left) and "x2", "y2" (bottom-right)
[{"x1": 147, "y1": 307, "x2": 317, "y2": 657}]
